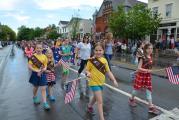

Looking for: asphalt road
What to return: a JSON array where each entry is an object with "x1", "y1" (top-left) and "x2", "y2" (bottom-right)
[{"x1": 0, "y1": 47, "x2": 178, "y2": 120}]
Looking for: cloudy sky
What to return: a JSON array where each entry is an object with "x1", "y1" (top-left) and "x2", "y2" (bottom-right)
[{"x1": 0, "y1": 0, "x2": 148, "y2": 33}]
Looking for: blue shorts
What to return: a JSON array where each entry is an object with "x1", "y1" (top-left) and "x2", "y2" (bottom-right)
[
  {"x1": 90, "y1": 86, "x2": 103, "y2": 91},
  {"x1": 29, "y1": 72, "x2": 47, "y2": 86}
]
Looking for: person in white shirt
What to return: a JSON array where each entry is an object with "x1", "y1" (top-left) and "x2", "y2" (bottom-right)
[{"x1": 76, "y1": 35, "x2": 91, "y2": 99}]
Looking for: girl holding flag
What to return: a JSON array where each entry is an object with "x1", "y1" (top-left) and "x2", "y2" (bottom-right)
[
  {"x1": 28, "y1": 43, "x2": 50, "y2": 110},
  {"x1": 59, "y1": 39, "x2": 72, "y2": 89},
  {"x1": 45, "y1": 48, "x2": 59, "y2": 101},
  {"x1": 85, "y1": 43, "x2": 118, "y2": 120},
  {"x1": 129, "y1": 43, "x2": 160, "y2": 115}
]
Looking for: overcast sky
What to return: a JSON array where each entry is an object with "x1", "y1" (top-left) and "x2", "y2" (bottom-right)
[{"x1": 0, "y1": 0, "x2": 148, "y2": 33}]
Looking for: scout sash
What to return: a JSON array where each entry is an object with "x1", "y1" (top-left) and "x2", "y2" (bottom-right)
[
  {"x1": 89, "y1": 58, "x2": 106, "y2": 75},
  {"x1": 47, "y1": 61, "x2": 55, "y2": 72},
  {"x1": 30, "y1": 55, "x2": 44, "y2": 69}
]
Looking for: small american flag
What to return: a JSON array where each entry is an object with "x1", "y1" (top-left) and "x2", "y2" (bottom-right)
[
  {"x1": 59, "y1": 59, "x2": 69, "y2": 69},
  {"x1": 64, "y1": 79, "x2": 78, "y2": 104},
  {"x1": 166, "y1": 66, "x2": 179, "y2": 85}
]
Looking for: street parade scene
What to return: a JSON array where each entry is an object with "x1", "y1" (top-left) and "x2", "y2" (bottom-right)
[{"x1": 0, "y1": 0, "x2": 179, "y2": 120}]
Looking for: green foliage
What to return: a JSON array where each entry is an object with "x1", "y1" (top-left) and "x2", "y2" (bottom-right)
[
  {"x1": 47, "y1": 30, "x2": 61, "y2": 40},
  {"x1": 70, "y1": 18, "x2": 80, "y2": 39},
  {"x1": 17, "y1": 25, "x2": 35, "y2": 40},
  {"x1": 109, "y1": 4, "x2": 162, "y2": 40},
  {"x1": 17, "y1": 24, "x2": 61, "y2": 40},
  {"x1": 34, "y1": 27, "x2": 45, "y2": 38},
  {"x1": 46, "y1": 24, "x2": 61, "y2": 40},
  {"x1": 0, "y1": 25, "x2": 16, "y2": 41}
]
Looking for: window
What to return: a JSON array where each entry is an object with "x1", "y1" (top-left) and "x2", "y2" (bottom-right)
[
  {"x1": 166, "y1": 3, "x2": 173, "y2": 18},
  {"x1": 152, "y1": 7, "x2": 158, "y2": 17}
]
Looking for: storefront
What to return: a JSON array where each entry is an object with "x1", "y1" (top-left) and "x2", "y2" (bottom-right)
[{"x1": 157, "y1": 22, "x2": 178, "y2": 42}]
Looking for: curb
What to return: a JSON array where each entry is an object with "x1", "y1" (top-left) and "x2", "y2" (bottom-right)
[
  {"x1": 111, "y1": 61, "x2": 168, "y2": 79},
  {"x1": 0, "y1": 45, "x2": 13, "y2": 73}
]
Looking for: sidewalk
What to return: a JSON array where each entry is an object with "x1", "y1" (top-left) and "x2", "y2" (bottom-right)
[
  {"x1": 150, "y1": 108, "x2": 179, "y2": 120},
  {"x1": 111, "y1": 59, "x2": 167, "y2": 78}
]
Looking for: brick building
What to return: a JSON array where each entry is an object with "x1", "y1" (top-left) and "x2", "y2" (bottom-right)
[{"x1": 93, "y1": 0, "x2": 146, "y2": 40}]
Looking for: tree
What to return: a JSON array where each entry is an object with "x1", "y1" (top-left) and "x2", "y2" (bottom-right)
[
  {"x1": 17, "y1": 26, "x2": 46, "y2": 40},
  {"x1": 109, "y1": 5, "x2": 127, "y2": 39},
  {"x1": 17, "y1": 25, "x2": 35, "y2": 40},
  {"x1": 45, "y1": 24, "x2": 61, "y2": 40},
  {"x1": 47, "y1": 31, "x2": 61, "y2": 39},
  {"x1": 109, "y1": 4, "x2": 162, "y2": 40},
  {"x1": 34, "y1": 27, "x2": 45, "y2": 38},
  {"x1": 69, "y1": 18, "x2": 80, "y2": 40},
  {"x1": 17, "y1": 24, "x2": 60, "y2": 41},
  {"x1": 0, "y1": 25, "x2": 16, "y2": 41}
]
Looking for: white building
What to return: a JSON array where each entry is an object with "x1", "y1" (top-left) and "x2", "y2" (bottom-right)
[
  {"x1": 148, "y1": 0, "x2": 179, "y2": 43},
  {"x1": 78, "y1": 19, "x2": 93, "y2": 38},
  {"x1": 67, "y1": 17, "x2": 93, "y2": 39},
  {"x1": 58, "y1": 21, "x2": 69, "y2": 38}
]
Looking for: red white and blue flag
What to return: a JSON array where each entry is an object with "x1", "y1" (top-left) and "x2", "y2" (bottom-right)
[
  {"x1": 59, "y1": 59, "x2": 70, "y2": 69},
  {"x1": 166, "y1": 66, "x2": 179, "y2": 85},
  {"x1": 64, "y1": 79, "x2": 78, "y2": 104}
]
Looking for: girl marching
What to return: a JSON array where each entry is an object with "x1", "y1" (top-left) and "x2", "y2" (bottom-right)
[
  {"x1": 45, "y1": 48, "x2": 58, "y2": 101},
  {"x1": 24, "y1": 43, "x2": 34, "y2": 60},
  {"x1": 51, "y1": 40, "x2": 61, "y2": 64},
  {"x1": 28, "y1": 43, "x2": 50, "y2": 110},
  {"x1": 129, "y1": 43, "x2": 160, "y2": 115},
  {"x1": 59, "y1": 39, "x2": 72, "y2": 89},
  {"x1": 85, "y1": 43, "x2": 118, "y2": 120}
]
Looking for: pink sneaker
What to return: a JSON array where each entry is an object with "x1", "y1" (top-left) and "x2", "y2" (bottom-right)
[
  {"x1": 129, "y1": 98, "x2": 137, "y2": 107},
  {"x1": 148, "y1": 106, "x2": 160, "y2": 115},
  {"x1": 87, "y1": 106, "x2": 95, "y2": 115}
]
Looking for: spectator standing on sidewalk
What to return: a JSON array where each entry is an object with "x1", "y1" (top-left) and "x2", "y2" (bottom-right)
[
  {"x1": 154, "y1": 40, "x2": 160, "y2": 58},
  {"x1": 170, "y1": 36, "x2": 175, "y2": 49},
  {"x1": 103, "y1": 32, "x2": 114, "y2": 70},
  {"x1": 121, "y1": 43, "x2": 127, "y2": 54}
]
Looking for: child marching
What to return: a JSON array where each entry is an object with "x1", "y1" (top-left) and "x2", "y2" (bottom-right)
[
  {"x1": 28, "y1": 43, "x2": 50, "y2": 110},
  {"x1": 24, "y1": 43, "x2": 34, "y2": 60},
  {"x1": 129, "y1": 43, "x2": 160, "y2": 115},
  {"x1": 59, "y1": 39, "x2": 72, "y2": 89},
  {"x1": 85, "y1": 43, "x2": 118, "y2": 120},
  {"x1": 45, "y1": 48, "x2": 58, "y2": 101},
  {"x1": 51, "y1": 41, "x2": 61, "y2": 64}
]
